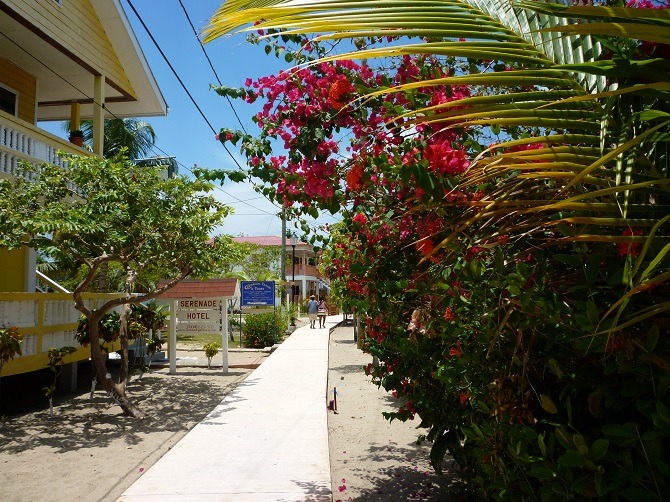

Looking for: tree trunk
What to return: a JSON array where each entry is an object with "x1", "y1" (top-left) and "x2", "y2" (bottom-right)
[
  {"x1": 88, "y1": 312, "x2": 144, "y2": 418},
  {"x1": 118, "y1": 302, "x2": 130, "y2": 386}
]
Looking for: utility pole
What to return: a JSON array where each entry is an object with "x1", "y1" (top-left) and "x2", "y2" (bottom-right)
[{"x1": 281, "y1": 209, "x2": 287, "y2": 306}]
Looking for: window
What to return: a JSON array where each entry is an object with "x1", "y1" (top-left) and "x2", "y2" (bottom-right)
[{"x1": 0, "y1": 85, "x2": 17, "y2": 116}]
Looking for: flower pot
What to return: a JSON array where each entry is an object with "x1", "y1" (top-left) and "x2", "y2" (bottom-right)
[{"x1": 69, "y1": 131, "x2": 84, "y2": 147}]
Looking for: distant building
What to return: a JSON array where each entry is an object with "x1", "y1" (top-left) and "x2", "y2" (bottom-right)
[{"x1": 232, "y1": 236, "x2": 329, "y2": 303}]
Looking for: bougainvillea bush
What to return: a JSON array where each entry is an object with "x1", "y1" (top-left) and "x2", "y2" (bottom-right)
[{"x1": 205, "y1": 1, "x2": 670, "y2": 498}]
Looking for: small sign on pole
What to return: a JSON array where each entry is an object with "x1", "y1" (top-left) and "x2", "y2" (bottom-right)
[
  {"x1": 240, "y1": 281, "x2": 276, "y2": 307},
  {"x1": 241, "y1": 281, "x2": 277, "y2": 345}
]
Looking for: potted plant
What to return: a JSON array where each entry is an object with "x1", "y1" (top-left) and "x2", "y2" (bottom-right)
[{"x1": 68, "y1": 130, "x2": 84, "y2": 147}]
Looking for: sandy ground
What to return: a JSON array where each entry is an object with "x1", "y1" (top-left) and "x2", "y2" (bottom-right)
[
  {"x1": 327, "y1": 326, "x2": 457, "y2": 501},
  {"x1": 0, "y1": 323, "x2": 457, "y2": 501}
]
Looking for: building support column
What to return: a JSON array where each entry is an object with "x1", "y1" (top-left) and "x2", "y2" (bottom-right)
[
  {"x1": 59, "y1": 361, "x2": 78, "y2": 392},
  {"x1": 93, "y1": 75, "x2": 105, "y2": 156},
  {"x1": 70, "y1": 102, "x2": 81, "y2": 131},
  {"x1": 25, "y1": 247, "x2": 36, "y2": 292}
]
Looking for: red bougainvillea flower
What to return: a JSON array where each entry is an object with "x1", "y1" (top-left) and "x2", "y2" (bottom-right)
[
  {"x1": 329, "y1": 76, "x2": 354, "y2": 109},
  {"x1": 346, "y1": 162, "x2": 365, "y2": 191},
  {"x1": 415, "y1": 238, "x2": 435, "y2": 257},
  {"x1": 352, "y1": 213, "x2": 368, "y2": 225},
  {"x1": 464, "y1": 246, "x2": 484, "y2": 261},
  {"x1": 618, "y1": 228, "x2": 644, "y2": 257},
  {"x1": 443, "y1": 307, "x2": 456, "y2": 321},
  {"x1": 459, "y1": 392, "x2": 470, "y2": 405},
  {"x1": 449, "y1": 341, "x2": 463, "y2": 357}
]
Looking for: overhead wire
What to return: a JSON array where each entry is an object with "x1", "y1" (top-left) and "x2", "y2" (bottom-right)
[
  {"x1": 176, "y1": 0, "x2": 248, "y2": 135},
  {"x1": 126, "y1": 0, "x2": 333, "y2": 233}
]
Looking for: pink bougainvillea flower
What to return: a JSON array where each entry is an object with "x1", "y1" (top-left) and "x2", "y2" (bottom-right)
[{"x1": 424, "y1": 139, "x2": 468, "y2": 176}]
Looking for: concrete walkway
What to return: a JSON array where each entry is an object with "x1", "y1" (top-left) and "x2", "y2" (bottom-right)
[{"x1": 119, "y1": 315, "x2": 342, "y2": 502}]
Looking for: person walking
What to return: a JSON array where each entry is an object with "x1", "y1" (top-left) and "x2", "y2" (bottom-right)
[
  {"x1": 307, "y1": 295, "x2": 319, "y2": 329},
  {"x1": 317, "y1": 298, "x2": 328, "y2": 329}
]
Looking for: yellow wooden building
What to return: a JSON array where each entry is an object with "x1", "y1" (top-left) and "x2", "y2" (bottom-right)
[{"x1": 0, "y1": 0, "x2": 167, "y2": 380}]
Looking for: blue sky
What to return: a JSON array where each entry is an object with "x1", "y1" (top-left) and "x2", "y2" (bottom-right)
[{"x1": 44, "y1": 0, "x2": 339, "y2": 238}]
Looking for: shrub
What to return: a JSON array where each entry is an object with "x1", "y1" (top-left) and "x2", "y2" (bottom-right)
[
  {"x1": 243, "y1": 312, "x2": 287, "y2": 348},
  {"x1": 203, "y1": 343, "x2": 220, "y2": 369}
]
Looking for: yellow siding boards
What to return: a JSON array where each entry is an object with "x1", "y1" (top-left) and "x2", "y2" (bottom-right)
[
  {"x1": 0, "y1": 58, "x2": 37, "y2": 123},
  {"x1": 0, "y1": 292, "x2": 124, "y2": 376},
  {"x1": 0, "y1": 248, "x2": 26, "y2": 292},
  {"x1": 4, "y1": 0, "x2": 135, "y2": 98}
]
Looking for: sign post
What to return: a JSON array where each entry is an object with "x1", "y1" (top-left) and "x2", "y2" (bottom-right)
[{"x1": 241, "y1": 281, "x2": 277, "y2": 345}]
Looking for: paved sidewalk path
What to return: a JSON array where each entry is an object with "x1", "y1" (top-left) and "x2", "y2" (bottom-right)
[{"x1": 119, "y1": 317, "x2": 339, "y2": 502}]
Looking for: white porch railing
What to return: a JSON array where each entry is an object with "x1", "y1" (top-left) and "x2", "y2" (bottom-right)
[
  {"x1": 0, "y1": 109, "x2": 91, "y2": 177},
  {"x1": 0, "y1": 292, "x2": 127, "y2": 377}
]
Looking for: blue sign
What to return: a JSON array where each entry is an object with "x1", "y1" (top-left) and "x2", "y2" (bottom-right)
[{"x1": 240, "y1": 281, "x2": 276, "y2": 306}]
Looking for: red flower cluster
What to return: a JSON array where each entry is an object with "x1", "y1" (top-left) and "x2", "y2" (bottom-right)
[
  {"x1": 449, "y1": 341, "x2": 463, "y2": 357},
  {"x1": 424, "y1": 139, "x2": 468, "y2": 176},
  {"x1": 346, "y1": 162, "x2": 365, "y2": 191},
  {"x1": 352, "y1": 213, "x2": 368, "y2": 226},
  {"x1": 329, "y1": 76, "x2": 354, "y2": 109},
  {"x1": 618, "y1": 228, "x2": 643, "y2": 257}
]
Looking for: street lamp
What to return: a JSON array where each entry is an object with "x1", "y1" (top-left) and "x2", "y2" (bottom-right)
[{"x1": 290, "y1": 233, "x2": 298, "y2": 326}]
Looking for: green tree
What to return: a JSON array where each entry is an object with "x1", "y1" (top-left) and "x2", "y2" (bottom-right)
[
  {"x1": 222, "y1": 241, "x2": 281, "y2": 281},
  {"x1": 0, "y1": 153, "x2": 236, "y2": 417},
  {"x1": 66, "y1": 118, "x2": 157, "y2": 159}
]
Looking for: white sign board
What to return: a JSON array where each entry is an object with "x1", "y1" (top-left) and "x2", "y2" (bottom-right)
[
  {"x1": 176, "y1": 298, "x2": 222, "y2": 334},
  {"x1": 168, "y1": 297, "x2": 230, "y2": 375}
]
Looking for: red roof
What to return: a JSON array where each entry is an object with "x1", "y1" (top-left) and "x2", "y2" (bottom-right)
[
  {"x1": 157, "y1": 278, "x2": 238, "y2": 298},
  {"x1": 233, "y1": 236, "x2": 306, "y2": 247}
]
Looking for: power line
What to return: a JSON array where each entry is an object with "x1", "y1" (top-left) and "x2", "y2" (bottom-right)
[
  {"x1": 0, "y1": 30, "x2": 283, "y2": 220},
  {"x1": 176, "y1": 0, "x2": 248, "y2": 135},
  {"x1": 124, "y1": 0, "x2": 245, "y2": 172}
]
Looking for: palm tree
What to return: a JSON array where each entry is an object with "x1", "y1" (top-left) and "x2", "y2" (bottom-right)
[{"x1": 65, "y1": 117, "x2": 157, "y2": 159}]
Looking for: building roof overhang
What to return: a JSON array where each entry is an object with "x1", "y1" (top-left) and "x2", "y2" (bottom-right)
[{"x1": 0, "y1": 0, "x2": 167, "y2": 121}]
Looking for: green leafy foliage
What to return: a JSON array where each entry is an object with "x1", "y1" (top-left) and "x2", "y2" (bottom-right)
[
  {"x1": 242, "y1": 312, "x2": 286, "y2": 348},
  {"x1": 203, "y1": 342, "x2": 220, "y2": 369},
  {"x1": 0, "y1": 152, "x2": 237, "y2": 416},
  {"x1": 0, "y1": 327, "x2": 22, "y2": 375},
  {"x1": 205, "y1": 0, "x2": 670, "y2": 498}
]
